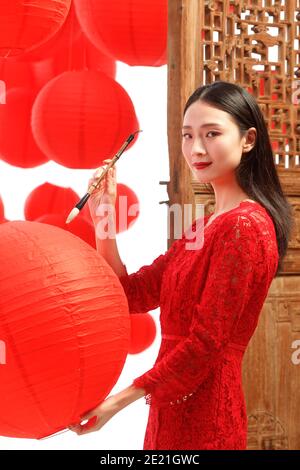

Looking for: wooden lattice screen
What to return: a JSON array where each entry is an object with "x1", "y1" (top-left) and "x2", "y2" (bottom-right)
[{"x1": 166, "y1": 0, "x2": 300, "y2": 450}]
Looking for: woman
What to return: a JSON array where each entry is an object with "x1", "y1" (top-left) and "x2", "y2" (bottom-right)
[{"x1": 69, "y1": 81, "x2": 294, "y2": 449}]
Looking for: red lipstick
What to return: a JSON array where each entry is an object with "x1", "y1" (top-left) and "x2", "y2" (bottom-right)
[{"x1": 192, "y1": 162, "x2": 212, "y2": 170}]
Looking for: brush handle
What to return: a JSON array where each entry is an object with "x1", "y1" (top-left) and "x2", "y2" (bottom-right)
[
  {"x1": 76, "y1": 192, "x2": 91, "y2": 210},
  {"x1": 67, "y1": 130, "x2": 142, "y2": 221}
]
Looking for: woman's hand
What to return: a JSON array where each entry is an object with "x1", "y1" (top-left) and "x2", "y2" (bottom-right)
[
  {"x1": 87, "y1": 159, "x2": 117, "y2": 226},
  {"x1": 68, "y1": 395, "x2": 119, "y2": 435},
  {"x1": 68, "y1": 385, "x2": 146, "y2": 436}
]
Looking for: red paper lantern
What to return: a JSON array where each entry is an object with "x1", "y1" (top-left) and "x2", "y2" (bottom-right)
[
  {"x1": 115, "y1": 183, "x2": 140, "y2": 233},
  {"x1": 24, "y1": 183, "x2": 80, "y2": 221},
  {"x1": 47, "y1": 35, "x2": 116, "y2": 79},
  {"x1": 0, "y1": 194, "x2": 4, "y2": 220},
  {"x1": 36, "y1": 213, "x2": 96, "y2": 249},
  {"x1": 0, "y1": 221, "x2": 130, "y2": 439},
  {"x1": 93, "y1": 183, "x2": 140, "y2": 237},
  {"x1": 0, "y1": 58, "x2": 52, "y2": 92},
  {"x1": 0, "y1": 195, "x2": 7, "y2": 223},
  {"x1": 129, "y1": 313, "x2": 156, "y2": 354},
  {"x1": 18, "y1": 2, "x2": 111, "y2": 75},
  {"x1": 0, "y1": 0, "x2": 71, "y2": 58},
  {"x1": 13, "y1": 2, "x2": 81, "y2": 63},
  {"x1": 24, "y1": 182, "x2": 98, "y2": 227},
  {"x1": 31, "y1": 70, "x2": 139, "y2": 169},
  {"x1": 42, "y1": 5, "x2": 116, "y2": 78},
  {"x1": 17, "y1": 3, "x2": 116, "y2": 78},
  {"x1": 0, "y1": 88, "x2": 48, "y2": 168},
  {"x1": 74, "y1": 0, "x2": 167, "y2": 66}
]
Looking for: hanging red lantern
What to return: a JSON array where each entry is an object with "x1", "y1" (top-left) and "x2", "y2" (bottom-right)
[
  {"x1": 129, "y1": 313, "x2": 156, "y2": 355},
  {"x1": 24, "y1": 183, "x2": 96, "y2": 247},
  {"x1": 0, "y1": 194, "x2": 4, "y2": 220},
  {"x1": 0, "y1": 221, "x2": 130, "y2": 439},
  {"x1": 13, "y1": 2, "x2": 81, "y2": 63},
  {"x1": 24, "y1": 183, "x2": 80, "y2": 221},
  {"x1": 16, "y1": 3, "x2": 116, "y2": 78},
  {"x1": 31, "y1": 70, "x2": 139, "y2": 169},
  {"x1": 115, "y1": 183, "x2": 140, "y2": 233},
  {"x1": 0, "y1": 195, "x2": 8, "y2": 223},
  {"x1": 93, "y1": 183, "x2": 140, "y2": 236},
  {"x1": 0, "y1": 0, "x2": 72, "y2": 58},
  {"x1": 46, "y1": 34, "x2": 116, "y2": 79},
  {"x1": 24, "y1": 181, "x2": 95, "y2": 226},
  {"x1": 4, "y1": 3, "x2": 109, "y2": 88},
  {"x1": 36, "y1": 213, "x2": 96, "y2": 249},
  {"x1": 0, "y1": 88, "x2": 48, "y2": 168},
  {"x1": 74, "y1": 0, "x2": 167, "y2": 66},
  {"x1": 0, "y1": 58, "x2": 51, "y2": 92},
  {"x1": 42, "y1": 4, "x2": 116, "y2": 78}
]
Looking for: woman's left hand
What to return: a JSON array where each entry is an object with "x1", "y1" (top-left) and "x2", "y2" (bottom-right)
[
  {"x1": 68, "y1": 395, "x2": 119, "y2": 435},
  {"x1": 68, "y1": 385, "x2": 146, "y2": 436}
]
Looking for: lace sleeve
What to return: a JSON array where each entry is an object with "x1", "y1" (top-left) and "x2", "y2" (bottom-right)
[
  {"x1": 131, "y1": 214, "x2": 267, "y2": 405},
  {"x1": 118, "y1": 237, "x2": 183, "y2": 314}
]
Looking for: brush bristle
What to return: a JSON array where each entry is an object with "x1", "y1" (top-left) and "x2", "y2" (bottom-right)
[{"x1": 65, "y1": 208, "x2": 80, "y2": 224}]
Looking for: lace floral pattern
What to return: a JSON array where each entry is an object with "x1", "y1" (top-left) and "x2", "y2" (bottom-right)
[{"x1": 118, "y1": 201, "x2": 279, "y2": 450}]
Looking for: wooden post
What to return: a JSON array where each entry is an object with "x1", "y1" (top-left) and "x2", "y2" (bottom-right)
[{"x1": 167, "y1": 0, "x2": 203, "y2": 246}]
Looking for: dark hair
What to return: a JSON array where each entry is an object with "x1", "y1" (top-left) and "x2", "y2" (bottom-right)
[{"x1": 183, "y1": 80, "x2": 294, "y2": 277}]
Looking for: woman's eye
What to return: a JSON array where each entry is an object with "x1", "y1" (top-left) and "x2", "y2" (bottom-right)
[
  {"x1": 206, "y1": 131, "x2": 219, "y2": 137},
  {"x1": 182, "y1": 132, "x2": 219, "y2": 139}
]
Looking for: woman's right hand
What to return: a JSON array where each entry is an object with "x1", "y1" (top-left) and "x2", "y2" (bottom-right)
[{"x1": 87, "y1": 159, "x2": 117, "y2": 225}]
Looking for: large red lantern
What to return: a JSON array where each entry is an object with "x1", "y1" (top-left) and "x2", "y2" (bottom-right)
[
  {"x1": 0, "y1": 194, "x2": 4, "y2": 220},
  {"x1": 0, "y1": 221, "x2": 130, "y2": 439},
  {"x1": 0, "y1": 88, "x2": 48, "y2": 168},
  {"x1": 0, "y1": 194, "x2": 7, "y2": 223},
  {"x1": 0, "y1": 0, "x2": 71, "y2": 58},
  {"x1": 36, "y1": 213, "x2": 96, "y2": 249},
  {"x1": 129, "y1": 313, "x2": 156, "y2": 355},
  {"x1": 74, "y1": 0, "x2": 167, "y2": 66},
  {"x1": 31, "y1": 70, "x2": 139, "y2": 169}
]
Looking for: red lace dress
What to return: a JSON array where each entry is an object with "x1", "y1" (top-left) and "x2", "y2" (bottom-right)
[{"x1": 118, "y1": 200, "x2": 279, "y2": 450}]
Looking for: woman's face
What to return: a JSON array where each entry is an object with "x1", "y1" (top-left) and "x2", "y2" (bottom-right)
[{"x1": 181, "y1": 100, "x2": 250, "y2": 183}]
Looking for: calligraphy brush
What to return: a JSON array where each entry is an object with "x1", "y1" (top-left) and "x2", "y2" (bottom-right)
[{"x1": 65, "y1": 130, "x2": 142, "y2": 224}]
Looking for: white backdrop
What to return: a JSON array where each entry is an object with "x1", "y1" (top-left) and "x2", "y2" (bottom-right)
[{"x1": 0, "y1": 61, "x2": 170, "y2": 449}]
